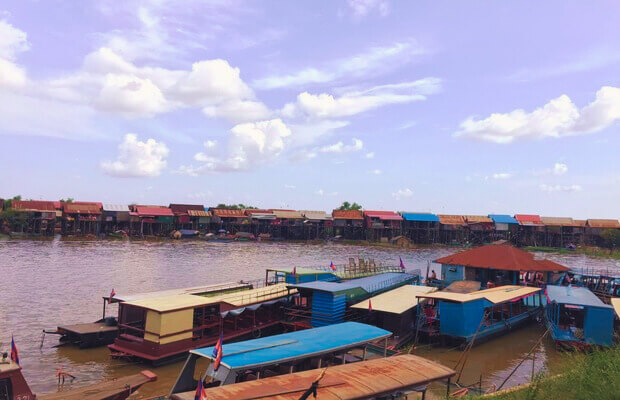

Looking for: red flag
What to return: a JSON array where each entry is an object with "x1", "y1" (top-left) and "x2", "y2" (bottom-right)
[
  {"x1": 212, "y1": 333, "x2": 223, "y2": 371},
  {"x1": 194, "y1": 377, "x2": 207, "y2": 400},
  {"x1": 109, "y1": 288, "x2": 116, "y2": 304},
  {"x1": 10, "y1": 335, "x2": 19, "y2": 365},
  {"x1": 368, "y1": 299, "x2": 373, "y2": 312},
  {"x1": 330, "y1": 261, "x2": 336, "y2": 271}
]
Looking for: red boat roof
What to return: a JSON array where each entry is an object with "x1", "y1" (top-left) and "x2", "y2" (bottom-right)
[{"x1": 434, "y1": 244, "x2": 569, "y2": 272}]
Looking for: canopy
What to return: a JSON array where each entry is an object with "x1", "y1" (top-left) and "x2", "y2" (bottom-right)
[
  {"x1": 417, "y1": 285, "x2": 541, "y2": 304},
  {"x1": 350, "y1": 285, "x2": 437, "y2": 314},
  {"x1": 545, "y1": 285, "x2": 613, "y2": 309},
  {"x1": 190, "y1": 322, "x2": 391, "y2": 370},
  {"x1": 289, "y1": 272, "x2": 413, "y2": 295}
]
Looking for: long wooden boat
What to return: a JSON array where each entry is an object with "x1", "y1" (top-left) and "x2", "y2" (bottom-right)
[
  {"x1": 544, "y1": 285, "x2": 615, "y2": 349},
  {"x1": 0, "y1": 358, "x2": 156, "y2": 400},
  {"x1": 167, "y1": 322, "x2": 392, "y2": 396},
  {"x1": 415, "y1": 285, "x2": 543, "y2": 345},
  {"x1": 108, "y1": 283, "x2": 297, "y2": 365},
  {"x1": 170, "y1": 354, "x2": 456, "y2": 400}
]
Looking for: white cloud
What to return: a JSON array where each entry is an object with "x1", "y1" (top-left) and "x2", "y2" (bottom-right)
[
  {"x1": 254, "y1": 41, "x2": 424, "y2": 89},
  {"x1": 347, "y1": 0, "x2": 390, "y2": 18},
  {"x1": 365, "y1": 152, "x2": 375, "y2": 159},
  {"x1": 392, "y1": 188, "x2": 413, "y2": 199},
  {"x1": 203, "y1": 99, "x2": 271, "y2": 123},
  {"x1": 553, "y1": 163, "x2": 568, "y2": 175},
  {"x1": 0, "y1": 20, "x2": 29, "y2": 88},
  {"x1": 539, "y1": 184, "x2": 583, "y2": 193},
  {"x1": 455, "y1": 86, "x2": 620, "y2": 144},
  {"x1": 0, "y1": 58, "x2": 27, "y2": 88},
  {"x1": 492, "y1": 173, "x2": 512, "y2": 180},
  {"x1": 96, "y1": 74, "x2": 169, "y2": 116},
  {"x1": 101, "y1": 133, "x2": 169, "y2": 177},
  {"x1": 369, "y1": 169, "x2": 382, "y2": 175},
  {"x1": 320, "y1": 138, "x2": 363, "y2": 153},
  {"x1": 282, "y1": 78, "x2": 440, "y2": 119},
  {"x1": 316, "y1": 189, "x2": 338, "y2": 196}
]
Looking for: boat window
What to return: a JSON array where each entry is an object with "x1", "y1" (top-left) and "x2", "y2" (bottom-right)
[
  {"x1": 0, "y1": 378, "x2": 12, "y2": 400},
  {"x1": 193, "y1": 357, "x2": 211, "y2": 381}
]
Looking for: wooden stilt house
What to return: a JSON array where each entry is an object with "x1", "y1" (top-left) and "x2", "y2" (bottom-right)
[{"x1": 331, "y1": 210, "x2": 364, "y2": 239}]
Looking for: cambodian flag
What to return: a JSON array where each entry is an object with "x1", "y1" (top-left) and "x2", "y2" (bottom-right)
[
  {"x1": 194, "y1": 377, "x2": 207, "y2": 400},
  {"x1": 212, "y1": 333, "x2": 223, "y2": 371},
  {"x1": 109, "y1": 288, "x2": 116, "y2": 304},
  {"x1": 10, "y1": 335, "x2": 19, "y2": 365},
  {"x1": 399, "y1": 257, "x2": 406, "y2": 270},
  {"x1": 330, "y1": 261, "x2": 336, "y2": 271}
]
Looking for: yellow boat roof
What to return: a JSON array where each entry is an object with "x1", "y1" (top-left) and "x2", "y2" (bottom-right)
[
  {"x1": 611, "y1": 298, "x2": 620, "y2": 319},
  {"x1": 123, "y1": 283, "x2": 295, "y2": 312},
  {"x1": 416, "y1": 285, "x2": 540, "y2": 304},
  {"x1": 350, "y1": 285, "x2": 437, "y2": 314}
]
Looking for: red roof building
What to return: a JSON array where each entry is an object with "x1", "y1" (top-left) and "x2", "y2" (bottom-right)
[
  {"x1": 135, "y1": 206, "x2": 174, "y2": 217},
  {"x1": 332, "y1": 210, "x2": 364, "y2": 220},
  {"x1": 12, "y1": 200, "x2": 56, "y2": 212},
  {"x1": 514, "y1": 214, "x2": 543, "y2": 226}
]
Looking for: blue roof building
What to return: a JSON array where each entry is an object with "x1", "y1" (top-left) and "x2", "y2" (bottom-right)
[
  {"x1": 488, "y1": 215, "x2": 519, "y2": 224},
  {"x1": 400, "y1": 212, "x2": 440, "y2": 244},
  {"x1": 401, "y1": 213, "x2": 440, "y2": 222}
]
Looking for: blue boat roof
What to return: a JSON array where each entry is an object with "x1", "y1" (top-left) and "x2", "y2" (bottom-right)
[
  {"x1": 401, "y1": 213, "x2": 440, "y2": 222},
  {"x1": 546, "y1": 285, "x2": 612, "y2": 309},
  {"x1": 488, "y1": 214, "x2": 519, "y2": 224},
  {"x1": 191, "y1": 322, "x2": 390, "y2": 369},
  {"x1": 289, "y1": 272, "x2": 412, "y2": 294}
]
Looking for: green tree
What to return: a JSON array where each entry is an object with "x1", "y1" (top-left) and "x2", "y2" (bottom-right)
[
  {"x1": 337, "y1": 201, "x2": 362, "y2": 211},
  {"x1": 216, "y1": 203, "x2": 256, "y2": 210},
  {"x1": 600, "y1": 229, "x2": 620, "y2": 253},
  {"x1": 60, "y1": 198, "x2": 74, "y2": 203}
]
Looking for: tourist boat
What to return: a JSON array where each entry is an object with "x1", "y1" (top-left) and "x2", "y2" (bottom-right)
[
  {"x1": 167, "y1": 322, "x2": 392, "y2": 396},
  {"x1": 44, "y1": 281, "x2": 253, "y2": 348},
  {"x1": 0, "y1": 356, "x2": 156, "y2": 400},
  {"x1": 556, "y1": 272, "x2": 620, "y2": 301},
  {"x1": 169, "y1": 354, "x2": 456, "y2": 400},
  {"x1": 544, "y1": 285, "x2": 615, "y2": 349},
  {"x1": 108, "y1": 283, "x2": 296, "y2": 364},
  {"x1": 265, "y1": 261, "x2": 408, "y2": 285},
  {"x1": 414, "y1": 285, "x2": 544, "y2": 345}
]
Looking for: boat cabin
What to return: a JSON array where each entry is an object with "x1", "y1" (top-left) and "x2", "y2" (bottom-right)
[
  {"x1": 168, "y1": 322, "x2": 391, "y2": 396},
  {"x1": 108, "y1": 283, "x2": 295, "y2": 364},
  {"x1": 169, "y1": 354, "x2": 456, "y2": 400},
  {"x1": 545, "y1": 285, "x2": 614, "y2": 348},
  {"x1": 0, "y1": 359, "x2": 34, "y2": 400},
  {"x1": 415, "y1": 285, "x2": 543, "y2": 344}
]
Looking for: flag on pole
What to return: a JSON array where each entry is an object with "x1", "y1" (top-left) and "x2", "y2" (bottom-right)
[
  {"x1": 292, "y1": 266, "x2": 297, "y2": 276},
  {"x1": 109, "y1": 288, "x2": 116, "y2": 304},
  {"x1": 368, "y1": 299, "x2": 372, "y2": 311},
  {"x1": 399, "y1": 257, "x2": 406, "y2": 270},
  {"x1": 10, "y1": 335, "x2": 19, "y2": 365},
  {"x1": 194, "y1": 377, "x2": 207, "y2": 400},
  {"x1": 330, "y1": 261, "x2": 336, "y2": 271},
  {"x1": 212, "y1": 333, "x2": 223, "y2": 371}
]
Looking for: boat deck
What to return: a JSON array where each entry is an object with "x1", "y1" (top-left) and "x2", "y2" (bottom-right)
[
  {"x1": 39, "y1": 370, "x2": 157, "y2": 400},
  {"x1": 58, "y1": 322, "x2": 118, "y2": 335}
]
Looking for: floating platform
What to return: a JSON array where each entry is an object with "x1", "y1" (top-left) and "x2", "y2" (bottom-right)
[{"x1": 48, "y1": 319, "x2": 118, "y2": 348}]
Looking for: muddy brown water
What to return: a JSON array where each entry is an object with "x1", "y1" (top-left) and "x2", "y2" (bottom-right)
[{"x1": 1, "y1": 239, "x2": 617, "y2": 398}]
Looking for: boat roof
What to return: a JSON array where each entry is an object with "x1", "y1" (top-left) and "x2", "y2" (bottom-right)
[
  {"x1": 288, "y1": 272, "x2": 412, "y2": 295},
  {"x1": 611, "y1": 298, "x2": 620, "y2": 319},
  {"x1": 110, "y1": 281, "x2": 252, "y2": 302},
  {"x1": 350, "y1": 285, "x2": 437, "y2": 314},
  {"x1": 172, "y1": 354, "x2": 455, "y2": 400},
  {"x1": 122, "y1": 283, "x2": 294, "y2": 312},
  {"x1": 417, "y1": 285, "x2": 541, "y2": 304},
  {"x1": 0, "y1": 360, "x2": 20, "y2": 374},
  {"x1": 267, "y1": 267, "x2": 337, "y2": 276},
  {"x1": 190, "y1": 322, "x2": 391, "y2": 370},
  {"x1": 545, "y1": 285, "x2": 613, "y2": 309}
]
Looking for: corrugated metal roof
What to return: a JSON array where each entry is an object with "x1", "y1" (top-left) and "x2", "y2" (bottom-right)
[
  {"x1": 211, "y1": 208, "x2": 246, "y2": 217},
  {"x1": 541, "y1": 217, "x2": 575, "y2": 226},
  {"x1": 573, "y1": 219, "x2": 587, "y2": 227},
  {"x1": 273, "y1": 210, "x2": 304, "y2": 219},
  {"x1": 102, "y1": 204, "x2": 130, "y2": 212},
  {"x1": 12, "y1": 200, "x2": 56, "y2": 212},
  {"x1": 290, "y1": 272, "x2": 412, "y2": 295},
  {"x1": 331, "y1": 209, "x2": 364, "y2": 220},
  {"x1": 401, "y1": 212, "x2": 440, "y2": 222},
  {"x1": 464, "y1": 215, "x2": 493, "y2": 223},
  {"x1": 587, "y1": 219, "x2": 620, "y2": 228},
  {"x1": 191, "y1": 322, "x2": 391, "y2": 369},
  {"x1": 488, "y1": 214, "x2": 519, "y2": 224},
  {"x1": 63, "y1": 202, "x2": 102, "y2": 214},
  {"x1": 350, "y1": 285, "x2": 437, "y2": 314},
  {"x1": 546, "y1": 285, "x2": 612, "y2": 309},
  {"x1": 135, "y1": 206, "x2": 174, "y2": 217},
  {"x1": 514, "y1": 214, "x2": 543, "y2": 226},
  {"x1": 169, "y1": 204, "x2": 205, "y2": 215},
  {"x1": 187, "y1": 209, "x2": 210, "y2": 217},
  {"x1": 417, "y1": 285, "x2": 541, "y2": 304},
  {"x1": 363, "y1": 210, "x2": 403, "y2": 221},
  {"x1": 244, "y1": 209, "x2": 273, "y2": 215},
  {"x1": 438, "y1": 215, "x2": 466, "y2": 225},
  {"x1": 301, "y1": 210, "x2": 331, "y2": 220},
  {"x1": 435, "y1": 244, "x2": 570, "y2": 272}
]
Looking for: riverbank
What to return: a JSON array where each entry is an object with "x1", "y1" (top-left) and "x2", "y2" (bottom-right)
[
  {"x1": 474, "y1": 347, "x2": 620, "y2": 400},
  {"x1": 525, "y1": 245, "x2": 620, "y2": 260}
]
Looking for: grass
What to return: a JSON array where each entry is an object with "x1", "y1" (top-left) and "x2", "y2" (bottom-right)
[
  {"x1": 474, "y1": 347, "x2": 620, "y2": 400},
  {"x1": 525, "y1": 246, "x2": 620, "y2": 260}
]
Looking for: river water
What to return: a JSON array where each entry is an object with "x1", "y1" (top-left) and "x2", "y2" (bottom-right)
[{"x1": 1, "y1": 239, "x2": 618, "y2": 398}]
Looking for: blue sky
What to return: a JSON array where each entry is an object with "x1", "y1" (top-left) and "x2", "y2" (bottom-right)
[{"x1": 0, "y1": 0, "x2": 618, "y2": 218}]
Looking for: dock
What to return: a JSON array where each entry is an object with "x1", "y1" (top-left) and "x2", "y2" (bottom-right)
[{"x1": 49, "y1": 320, "x2": 118, "y2": 348}]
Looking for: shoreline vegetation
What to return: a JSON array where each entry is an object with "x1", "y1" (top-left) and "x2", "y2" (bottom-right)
[
  {"x1": 524, "y1": 245, "x2": 620, "y2": 260},
  {"x1": 471, "y1": 347, "x2": 620, "y2": 400}
]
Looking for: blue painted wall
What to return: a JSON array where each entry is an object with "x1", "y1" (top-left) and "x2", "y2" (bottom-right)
[
  {"x1": 311, "y1": 292, "x2": 346, "y2": 327},
  {"x1": 439, "y1": 299, "x2": 485, "y2": 338},
  {"x1": 285, "y1": 273, "x2": 336, "y2": 284},
  {"x1": 442, "y1": 264, "x2": 465, "y2": 285},
  {"x1": 584, "y1": 307, "x2": 614, "y2": 346}
]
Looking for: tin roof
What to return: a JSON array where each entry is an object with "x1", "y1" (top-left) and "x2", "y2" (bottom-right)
[
  {"x1": 63, "y1": 202, "x2": 102, "y2": 214},
  {"x1": 541, "y1": 217, "x2": 575, "y2": 226},
  {"x1": 514, "y1": 214, "x2": 544, "y2": 226},
  {"x1": 350, "y1": 285, "x2": 437, "y2": 314},
  {"x1": 363, "y1": 210, "x2": 403, "y2": 221},
  {"x1": 273, "y1": 210, "x2": 304, "y2": 219},
  {"x1": 169, "y1": 204, "x2": 205, "y2": 215},
  {"x1": 465, "y1": 215, "x2": 493, "y2": 223},
  {"x1": 417, "y1": 285, "x2": 541, "y2": 304},
  {"x1": 488, "y1": 214, "x2": 519, "y2": 224},
  {"x1": 211, "y1": 208, "x2": 246, "y2": 217},
  {"x1": 245, "y1": 209, "x2": 274, "y2": 215},
  {"x1": 289, "y1": 272, "x2": 412, "y2": 295},
  {"x1": 331, "y1": 209, "x2": 364, "y2": 220},
  {"x1": 401, "y1": 212, "x2": 440, "y2": 222},
  {"x1": 135, "y1": 206, "x2": 174, "y2": 217},
  {"x1": 301, "y1": 210, "x2": 331, "y2": 220},
  {"x1": 174, "y1": 354, "x2": 455, "y2": 400},
  {"x1": 573, "y1": 219, "x2": 587, "y2": 227},
  {"x1": 191, "y1": 322, "x2": 391, "y2": 370},
  {"x1": 438, "y1": 215, "x2": 466, "y2": 225},
  {"x1": 586, "y1": 219, "x2": 620, "y2": 228},
  {"x1": 12, "y1": 200, "x2": 56, "y2": 212},
  {"x1": 187, "y1": 209, "x2": 211, "y2": 217},
  {"x1": 434, "y1": 244, "x2": 570, "y2": 272},
  {"x1": 102, "y1": 204, "x2": 130, "y2": 212},
  {"x1": 546, "y1": 285, "x2": 612, "y2": 309}
]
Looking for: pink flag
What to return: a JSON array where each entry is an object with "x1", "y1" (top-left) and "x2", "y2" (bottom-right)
[
  {"x1": 330, "y1": 261, "x2": 336, "y2": 271},
  {"x1": 109, "y1": 288, "x2": 116, "y2": 304}
]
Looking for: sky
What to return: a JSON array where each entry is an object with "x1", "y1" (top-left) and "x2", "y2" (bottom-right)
[{"x1": 0, "y1": 0, "x2": 618, "y2": 219}]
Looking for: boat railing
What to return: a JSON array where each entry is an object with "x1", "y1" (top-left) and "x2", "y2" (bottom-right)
[
  {"x1": 282, "y1": 306, "x2": 359, "y2": 326},
  {"x1": 363, "y1": 274, "x2": 414, "y2": 295}
]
